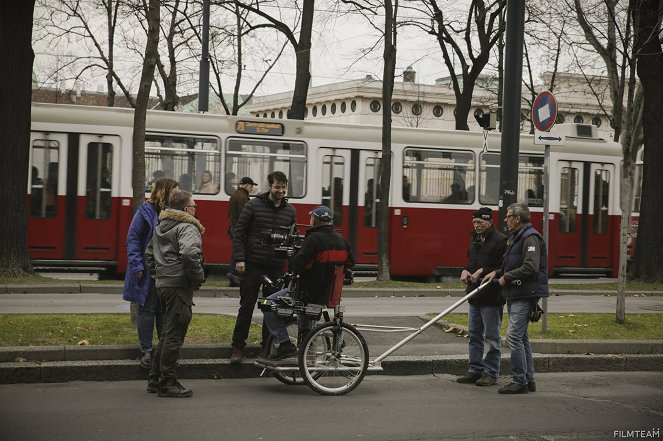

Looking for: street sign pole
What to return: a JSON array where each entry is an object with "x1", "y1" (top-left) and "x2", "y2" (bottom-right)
[{"x1": 542, "y1": 143, "x2": 550, "y2": 334}]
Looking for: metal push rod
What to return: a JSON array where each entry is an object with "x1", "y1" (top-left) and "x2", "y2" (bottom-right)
[{"x1": 372, "y1": 282, "x2": 490, "y2": 363}]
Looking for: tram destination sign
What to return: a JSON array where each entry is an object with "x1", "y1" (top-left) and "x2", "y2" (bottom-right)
[{"x1": 236, "y1": 121, "x2": 284, "y2": 136}]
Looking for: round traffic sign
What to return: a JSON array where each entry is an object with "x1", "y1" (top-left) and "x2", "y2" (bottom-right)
[{"x1": 532, "y1": 91, "x2": 557, "y2": 132}]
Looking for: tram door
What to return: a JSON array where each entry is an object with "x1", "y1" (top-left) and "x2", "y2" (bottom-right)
[
  {"x1": 556, "y1": 160, "x2": 615, "y2": 271},
  {"x1": 28, "y1": 132, "x2": 121, "y2": 263},
  {"x1": 317, "y1": 148, "x2": 381, "y2": 264}
]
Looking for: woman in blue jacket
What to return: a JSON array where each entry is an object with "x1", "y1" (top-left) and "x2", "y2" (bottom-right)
[{"x1": 123, "y1": 177, "x2": 179, "y2": 368}]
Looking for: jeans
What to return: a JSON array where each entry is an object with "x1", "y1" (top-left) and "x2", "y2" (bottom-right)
[
  {"x1": 263, "y1": 288, "x2": 313, "y2": 344},
  {"x1": 506, "y1": 300, "x2": 535, "y2": 385},
  {"x1": 149, "y1": 286, "x2": 194, "y2": 386},
  {"x1": 467, "y1": 303, "x2": 502, "y2": 377},
  {"x1": 231, "y1": 263, "x2": 282, "y2": 349},
  {"x1": 137, "y1": 279, "x2": 164, "y2": 353}
]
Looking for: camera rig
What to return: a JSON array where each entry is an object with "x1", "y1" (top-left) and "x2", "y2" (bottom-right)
[{"x1": 260, "y1": 224, "x2": 306, "y2": 258}]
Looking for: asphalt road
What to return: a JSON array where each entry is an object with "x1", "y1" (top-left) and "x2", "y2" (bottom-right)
[
  {"x1": 0, "y1": 372, "x2": 661, "y2": 441},
  {"x1": 0, "y1": 292, "x2": 661, "y2": 315}
]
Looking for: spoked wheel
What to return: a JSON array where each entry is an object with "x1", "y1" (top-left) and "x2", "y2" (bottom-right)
[
  {"x1": 298, "y1": 322, "x2": 369, "y2": 396},
  {"x1": 265, "y1": 318, "x2": 305, "y2": 385}
]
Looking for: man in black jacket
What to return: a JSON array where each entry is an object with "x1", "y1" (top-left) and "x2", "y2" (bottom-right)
[
  {"x1": 261, "y1": 205, "x2": 354, "y2": 360},
  {"x1": 456, "y1": 207, "x2": 507, "y2": 387},
  {"x1": 226, "y1": 176, "x2": 257, "y2": 286},
  {"x1": 230, "y1": 171, "x2": 297, "y2": 364},
  {"x1": 484, "y1": 203, "x2": 549, "y2": 394}
]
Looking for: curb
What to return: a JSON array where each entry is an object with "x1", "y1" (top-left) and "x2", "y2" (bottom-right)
[{"x1": 2, "y1": 353, "x2": 662, "y2": 385}]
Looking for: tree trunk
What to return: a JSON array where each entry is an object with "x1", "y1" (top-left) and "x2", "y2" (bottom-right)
[
  {"x1": 106, "y1": 0, "x2": 115, "y2": 107},
  {"x1": 287, "y1": 0, "x2": 314, "y2": 120},
  {"x1": 0, "y1": 0, "x2": 36, "y2": 276},
  {"x1": 377, "y1": 0, "x2": 397, "y2": 281},
  {"x1": 132, "y1": 0, "x2": 160, "y2": 212},
  {"x1": 454, "y1": 85, "x2": 474, "y2": 130},
  {"x1": 631, "y1": 0, "x2": 663, "y2": 281}
]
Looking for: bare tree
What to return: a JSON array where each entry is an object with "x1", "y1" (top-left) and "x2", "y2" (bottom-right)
[
  {"x1": 631, "y1": 0, "x2": 663, "y2": 282},
  {"x1": 233, "y1": 0, "x2": 315, "y2": 119},
  {"x1": 132, "y1": 0, "x2": 160, "y2": 211},
  {"x1": 35, "y1": 0, "x2": 136, "y2": 107},
  {"x1": 0, "y1": 0, "x2": 36, "y2": 276},
  {"x1": 406, "y1": 0, "x2": 506, "y2": 130}
]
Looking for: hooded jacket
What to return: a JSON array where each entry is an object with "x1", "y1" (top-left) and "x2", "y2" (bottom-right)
[
  {"x1": 122, "y1": 201, "x2": 158, "y2": 305},
  {"x1": 232, "y1": 192, "x2": 296, "y2": 268},
  {"x1": 146, "y1": 209, "x2": 205, "y2": 289}
]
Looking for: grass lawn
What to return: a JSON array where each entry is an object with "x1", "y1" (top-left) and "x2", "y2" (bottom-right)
[
  {"x1": 1, "y1": 312, "x2": 660, "y2": 346},
  {"x1": 0, "y1": 314, "x2": 262, "y2": 347},
  {"x1": 440, "y1": 313, "x2": 663, "y2": 340}
]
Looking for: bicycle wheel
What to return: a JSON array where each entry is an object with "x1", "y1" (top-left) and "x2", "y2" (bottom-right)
[
  {"x1": 298, "y1": 322, "x2": 369, "y2": 396},
  {"x1": 265, "y1": 318, "x2": 305, "y2": 385}
]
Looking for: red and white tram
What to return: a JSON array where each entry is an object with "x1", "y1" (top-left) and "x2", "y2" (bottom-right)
[{"x1": 28, "y1": 102, "x2": 625, "y2": 278}]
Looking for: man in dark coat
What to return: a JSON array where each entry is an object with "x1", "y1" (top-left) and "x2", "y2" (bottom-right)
[
  {"x1": 261, "y1": 205, "x2": 355, "y2": 360},
  {"x1": 456, "y1": 207, "x2": 507, "y2": 387},
  {"x1": 226, "y1": 176, "x2": 257, "y2": 286},
  {"x1": 484, "y1": 203, "x2": 549, "y2": 394},
  {"x1": 229, "y1": 171, "x2": 297, "y2": 364}
]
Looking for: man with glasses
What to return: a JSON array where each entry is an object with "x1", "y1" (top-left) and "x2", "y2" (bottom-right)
[
  {"x1": 230, "y1": 171, "x2": 297, "y2": 364},
  {"x1": 456, "y1": 207, "x2": 507, "y2": 387},
  {"x1": 145, "y1": 190, "x2": 205, "y2": 397},
  {"x1": 484, "y1": 203, "x2": 549, "y2": 394}
]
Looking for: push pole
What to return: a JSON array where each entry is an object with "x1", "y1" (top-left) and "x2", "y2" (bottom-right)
[
  {"x1": 497, "y1": 0, "x2": 526, "y2": 229},
  {"x1": 198, "y1": 0, "x2": 210, "y2": 113}
]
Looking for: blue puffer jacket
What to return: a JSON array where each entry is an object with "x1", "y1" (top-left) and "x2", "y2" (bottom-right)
[{"x1": 122, "y1": 201, "x2": 158, "y2": 305}]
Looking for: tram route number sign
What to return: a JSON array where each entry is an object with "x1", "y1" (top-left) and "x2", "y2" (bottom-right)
[{"x1": 532, "y1": 90, "x2": 557, "y2": 132}]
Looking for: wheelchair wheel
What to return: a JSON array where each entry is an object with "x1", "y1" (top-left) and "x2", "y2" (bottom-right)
[
  {"x1": 298, "y1": 322, "x2": 369, "y2": 396},
  {"x1": 264, "y1": 318, "x2": 306, "y2": 385}
]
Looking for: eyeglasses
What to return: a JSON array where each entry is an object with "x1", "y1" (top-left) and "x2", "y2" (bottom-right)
[
  {"x1": 505, "y1": 214, "x2": 515, "y2": 219},
  {"x1": 186, "y1": 205, "x2": 198, "y2": 209}
]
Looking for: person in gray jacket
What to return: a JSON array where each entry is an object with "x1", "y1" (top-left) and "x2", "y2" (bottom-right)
[{"x1": 145, "y1": 190, "x2": 205, "y2": 398}]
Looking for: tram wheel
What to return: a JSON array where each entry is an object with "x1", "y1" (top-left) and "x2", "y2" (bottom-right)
[{"x1": 298, "y1": 322, "x2": 369, "y2": 396}]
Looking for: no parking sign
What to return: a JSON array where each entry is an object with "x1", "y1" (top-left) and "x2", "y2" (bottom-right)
[{"x1": 532, "y1": 91, "x2": 557, "y2": 132}]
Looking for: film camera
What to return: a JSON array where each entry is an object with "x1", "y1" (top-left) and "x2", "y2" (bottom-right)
[{"x1": 260, "y1": 224, "x2": 306, "y2": 258}]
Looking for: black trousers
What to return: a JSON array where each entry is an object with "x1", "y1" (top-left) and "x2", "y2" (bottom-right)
[
  {"x1": 149, "y1": 286, "x2": 193, "y2": 385},
  {"x1": 231, "y1": 263, "x2": 282, "y2": 349}
]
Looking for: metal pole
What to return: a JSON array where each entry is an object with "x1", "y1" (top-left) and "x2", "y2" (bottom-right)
[
  {"x1": 542, "y1": 144, "x2": 550, "y2": 334},
  {"x1": 373, "y1": 283, "x2": 490, "y2": 363},
  {"x1": 198, "y1": 0, "x2": 210, "y2": 113},
  {"x1": 498, "y1": 0, "x2": 526, "y2": 230}
]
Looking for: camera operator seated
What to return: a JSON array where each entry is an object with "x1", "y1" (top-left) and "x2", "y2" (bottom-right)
[{"x1": 261, "y1": 205, "x2": 355, "y2": 360}]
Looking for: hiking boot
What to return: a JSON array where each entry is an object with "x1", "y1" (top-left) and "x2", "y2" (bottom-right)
[
  {"x1": 229, "y1": 348, "x2": 245, "y2": 365},
  {"x1": 456, "y1": 372, "x2": 482, "y2": 384},
  {"x1": 498, "y1": 382, "x2": 528, "y2": 394},
  {"x1": 226, "y1": 271, "x2": 242, "y2": 287},
  {"x1": 475, "y1": 373, "x2": 497, "y2": 386},
  {"x1": 258, "y1": 346, "x2": 270, "y2": 360},
  {"x1": 158, "y1": 380, "x2": 193, "y2": 398},
  {"x1": 146, "y1": 380, "x2": 159, "y2": 393},
  {"x1": 268, "y1": 341, "x2": 297, "y2": 360},
  {"x1": 528, "y1": 381, "x2": 537, "y2": 392},
  {"x1": 140, "y1": 350, "x2": 153, "y2": 370}
]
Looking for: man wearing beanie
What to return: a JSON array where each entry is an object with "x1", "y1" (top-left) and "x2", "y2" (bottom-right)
[{"x1": 457, "y1": 207, "x2": 507, "y2": 387}]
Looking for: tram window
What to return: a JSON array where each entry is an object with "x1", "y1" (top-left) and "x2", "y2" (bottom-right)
[
  {"x1": 85, "y1": 142, "x2": 113, "y2": 219},
  {"x1": 559, "y1": 167, "x2": 579, "y2": 233},
  {"x1": 364, "y1": 157, "x2": 381, "y2": 227},
  {"x1": 226, "y1": 138, "x2": 306, "y2": 198},
  {"x1": 593, "y1": 169, "x2": 610, "y2": 234},
  {"x1": 479, "y1": 153, "x2": 544, "y2": 207},
  {"x1": 31, "y1": 140, "x2": 59, "y2": 218},
  {"x1": 404, "y1": 148, "x2": 474, "y2": 204},
  {"x1": 322, "y1": 155, "x2": 344, "y2": 226},
  {"x1": 144, "y1": 134, "x2": 220, "y2": 195}
]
